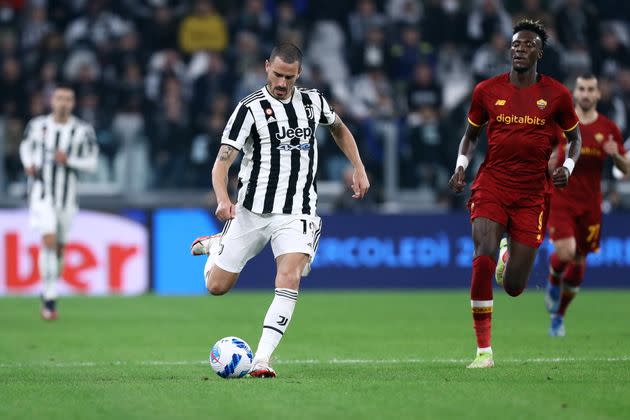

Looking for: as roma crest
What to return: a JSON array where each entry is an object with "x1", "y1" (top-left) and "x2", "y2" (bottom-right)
[{"x1": 536, "y1": 99, "x2": 547, "y2": 110}]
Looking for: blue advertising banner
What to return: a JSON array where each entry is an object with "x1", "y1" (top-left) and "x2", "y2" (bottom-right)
[{"x1": 153, "y1": 210, "x2": 630, "y2": 294}]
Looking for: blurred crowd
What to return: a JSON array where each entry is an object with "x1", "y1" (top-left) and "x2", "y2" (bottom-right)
[{"x1": 1, "y1": 0, "x2": 630, "y2": 209}]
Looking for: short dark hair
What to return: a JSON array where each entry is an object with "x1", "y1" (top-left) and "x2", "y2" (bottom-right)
[
  {"x1": 513, "y1": 19, "x2": 548, "y2": 50},
  {"x1": 576, "y1": 72, "x2": 596, "y2": 80},
  {"x1": 269, "y1": 42, "x2": 303, "y2": 67}
]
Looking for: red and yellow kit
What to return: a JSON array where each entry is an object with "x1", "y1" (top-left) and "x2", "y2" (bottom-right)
[
  {"x1": 466, "y1": 73, "x2": 579, "y2": 248},
  {"x1": 549, "y1": 114, "x2": 626, "y2": 254}
]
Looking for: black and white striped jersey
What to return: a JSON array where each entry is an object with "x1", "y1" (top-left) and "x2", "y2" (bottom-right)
[
  {"x1": 221, "y1": 86, "x2": 336, "y2": 216},
  {"x1": 19, "y1": 115, "x2": 99, "y2": 211}
]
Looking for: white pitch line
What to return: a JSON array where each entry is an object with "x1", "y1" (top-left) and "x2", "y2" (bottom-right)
[{"x1": 1, "y1": 356, "x2": 629, "y2": 369}]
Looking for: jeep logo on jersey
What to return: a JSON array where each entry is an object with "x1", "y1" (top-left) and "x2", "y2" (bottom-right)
[
  {"x1": 277, "y1": 143, "x2": 311, "y2": 151},
  {"x1": 276, "y1": 126, "x2": 313, "y2": 141}
]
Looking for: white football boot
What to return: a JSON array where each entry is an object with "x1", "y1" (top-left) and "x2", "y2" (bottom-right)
[
  {"x1": 190, "y1": 233, "x2": 221, "y2": 256},
  {"x1": 249, "y1": 359, "x2": 277, "y2": 378}
]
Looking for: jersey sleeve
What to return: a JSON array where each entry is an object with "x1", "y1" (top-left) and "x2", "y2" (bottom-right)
[
  {"x1": 19, "y1": 120, "x2": 36, "y2": 169},
  {"x1": 66, "y1": 125, "x2": 99, "y2": 173},
  {"x1": 221, "y1": 103, "x2": 255, "y2": 150},
  {"x1": 554, "y1": 88, "x2": 579, "y2": 132},
  {"x1": 318, "y1": 93, "x2": 336, "y2": 126},
  {"x1": 466, "y1": 83, "x2": 488, "y2": 127}
]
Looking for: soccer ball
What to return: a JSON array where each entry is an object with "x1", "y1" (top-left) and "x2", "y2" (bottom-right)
[{"x1": 209, "y1": 336, "x2": 254, "y2": 379}]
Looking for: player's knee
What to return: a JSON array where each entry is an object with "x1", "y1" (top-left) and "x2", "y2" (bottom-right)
[
  {"x1": 205, "y1": 273, "x2": 229, "y2": 296},
  {"x1": 504, "y1": 284, "x2": 524, "y2": 297},
  {"x1": 207, "y1": 282, "x2": 229, "y2": 296},
  {"x1": 275, "y1": 268, "x2": 301, "y2": 289},
  {"x1": 556, "y1": 246, "x2": 575, "y2": 262},
  {"x1": 475, "y1": 243, "x2": 499, "y2": 258}
]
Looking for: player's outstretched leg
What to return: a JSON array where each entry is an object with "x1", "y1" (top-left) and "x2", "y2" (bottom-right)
[
  {"x1": 468, "y1": 218, "x2": 503, "y2": 368},
  {"x1": 550, "y1": 260, "x2": 584, "y2": 337},
  {"x1": 250, "y1": 287, "x2": 297, "y2": 378},
  {"x1": 468, "y1": 256, "x2": 495, "y2": 369},
  {"x1": 251, "y1": 253, "x2": 306, "y2": 378}
]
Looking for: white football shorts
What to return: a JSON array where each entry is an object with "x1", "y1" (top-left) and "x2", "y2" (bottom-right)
[
  {"x1": 29, "y1": 199, "x2": 75, "y2": 243},
  {"x1": 214, "y1": 205, "x2": 322, "y2": 273}
]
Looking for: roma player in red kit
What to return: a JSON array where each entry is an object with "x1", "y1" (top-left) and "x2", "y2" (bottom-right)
[
  {"x1": 545, "y1": 74, "x2": 629, "y2": 336},
  {"x1": 448, "y1": 20, "x2": 583, "y2": 368}
]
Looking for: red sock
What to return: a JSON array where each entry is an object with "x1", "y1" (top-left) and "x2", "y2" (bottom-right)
[
  {"x1": 549, "y1": 252, "x2": 568, "y2": 286},
  {"x1": 557, "y1": 262, "x2": 585, "y2": 316},
  {"x1": 471, "y1": 255, "x2": 495, "y2": 349}
]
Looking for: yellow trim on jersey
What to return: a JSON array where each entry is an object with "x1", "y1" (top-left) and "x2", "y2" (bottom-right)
[
  {"x1": 467, "y1": 117, "x2": 484, "y2": 127},
  {"x1": 562, "y1": 121, "x2": 580, "y2": 132}
]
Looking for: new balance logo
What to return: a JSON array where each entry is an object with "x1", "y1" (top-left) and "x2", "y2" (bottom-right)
[
  {"x1": 495, "y1": 99, "x2": 506, "y2": 106},
  {"x1": 277, "y1": 316, "x2": 288, "y2": 326}
]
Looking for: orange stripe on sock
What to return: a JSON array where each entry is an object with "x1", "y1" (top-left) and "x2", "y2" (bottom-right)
[{"x1": 472, "y1": 306, "x2": 493, "y2": 314}]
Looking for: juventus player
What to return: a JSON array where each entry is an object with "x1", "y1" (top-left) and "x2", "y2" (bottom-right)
[
  {"x1": 19, "y1": 85, "x2": 99, "y2": 320},
  {"x1": 190, "y1": 43, "x2": 370, "y2": 377}
]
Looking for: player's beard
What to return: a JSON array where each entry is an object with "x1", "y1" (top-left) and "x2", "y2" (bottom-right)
[{"x1": 577, "y1": 100, "x2": 594, "y2": 113}]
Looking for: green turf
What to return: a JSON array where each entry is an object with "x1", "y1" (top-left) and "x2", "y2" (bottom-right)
[{"x1": 1, "y1": 291, "x2": 629, "y2": 419}]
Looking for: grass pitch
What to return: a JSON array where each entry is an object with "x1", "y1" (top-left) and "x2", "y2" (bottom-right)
[{"x1": 1, "y1": 291, "x2": 629, "y2": 419}]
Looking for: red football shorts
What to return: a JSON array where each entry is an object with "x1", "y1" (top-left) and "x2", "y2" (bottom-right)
[
  {"x1": 548, "y1": 200, "x2": 602, "y2": 255},
  {"x1": 468, "y1": 186, "x2": 549, "y2": 248}
]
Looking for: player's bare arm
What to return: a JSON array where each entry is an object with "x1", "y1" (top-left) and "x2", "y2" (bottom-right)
[
  {"x1": 603, "y1": 135, "x2": 630, "y2": 175},
  {"x1": 448, "y1": 122, "x2": 482, "y2": 194},
  {"x1": 552, "y1": 126, "x2": 582, "y2": 188},
  {"x1": 212, "y1": 144, "x2": 239, "y2": 221},
  {"x1": 328, "y1": 115, "x2": 370, "y2": 199}
]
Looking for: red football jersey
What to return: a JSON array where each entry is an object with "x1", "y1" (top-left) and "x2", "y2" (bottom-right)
[
  {"x1": 467, "y1": 73, "x2": 579, "y2": 205},
  {"x1": 554, "y1": 114, "x2": 626, "y2": 207}
]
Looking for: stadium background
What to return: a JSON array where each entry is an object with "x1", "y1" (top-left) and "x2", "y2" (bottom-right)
[{"x1": 1, "y1": 0, "x2": 630, "y2": 295}]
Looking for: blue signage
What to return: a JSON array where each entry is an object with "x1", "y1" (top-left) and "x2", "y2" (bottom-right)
[{"x1": 152, "y1": 210, "x2": 630, "y2": 293}]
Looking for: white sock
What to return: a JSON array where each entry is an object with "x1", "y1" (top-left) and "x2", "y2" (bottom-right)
[
  {"x1": 255, "y1": 288, "x2": 298, "y2": 362},
  {"x1": 39, "y1": 247, "x2": 58, "y2": 300},
  {"x1": 477, "y1": 346, "x2": 493, "y2": 356}
]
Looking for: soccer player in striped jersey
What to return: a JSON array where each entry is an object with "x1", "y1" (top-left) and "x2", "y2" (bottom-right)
[
  {"x1": 190, "y1": 43, "x2": 370, "y2": 378},
  {"x1": 19, "y1": 84, "x2": 99, "y2": 320},
  {"x1": 545, "y1": 74, "x2": 629, "y2": 336}
]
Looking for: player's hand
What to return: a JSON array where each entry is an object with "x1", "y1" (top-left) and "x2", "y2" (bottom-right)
[
  {"x1": 54, "y1": 150, "x2": 68, "y2": 165},
  {"x1": 351, "y1": 167, "x2": 370, "y2": 199},
  {"x1": 26, "y1": 166, "x2": 37, "y2": 177},
  {"x1": 215, "y1": 200, "x2": 236, "y2": 222},
  {"x1": 552, "y1": 166, "x2": 570, "y2": 188},
  {"x1": 448, "y1": 167, "x2": 466, "y2": 193},
  {"x1": 603, "y1": 136, "x2": 619, "y2": 156}
]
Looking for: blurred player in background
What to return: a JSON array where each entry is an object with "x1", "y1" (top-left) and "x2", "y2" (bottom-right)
[
  {"x1": 190, "y1": 43, "x2": 369, "y2": 377},
  {"x1": 448, "y1": 20, "x2": 582, "y2": 368},
  {"x1": 19, "y1": 84, "x2": 99, "y2": 320},
  {"x1": 545, "y1": 74, "x2": 628, "y2": 336}
]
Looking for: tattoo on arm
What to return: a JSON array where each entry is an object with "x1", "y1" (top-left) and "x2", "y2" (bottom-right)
[
  {"x1": 218, "y1": 145, "x2": 235, "y2": 162},
  {"x1": 329, "y1": 116, "x2": 343, "y2": 136}
]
